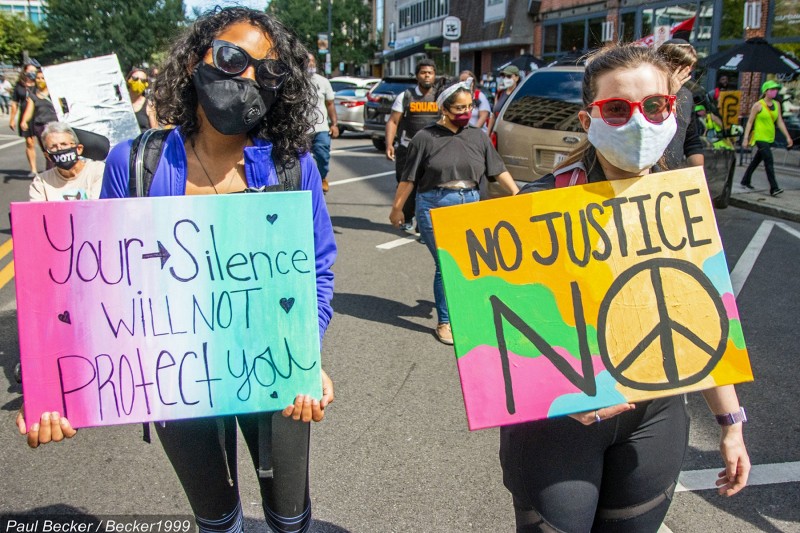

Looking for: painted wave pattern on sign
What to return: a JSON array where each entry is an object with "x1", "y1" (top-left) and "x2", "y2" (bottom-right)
[{"x1": 441, "y1": 249, "x2": 749, "y2": 429}]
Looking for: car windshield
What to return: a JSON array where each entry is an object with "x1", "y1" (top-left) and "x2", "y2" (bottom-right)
[
  {"x1": 331, "y1": 81, "x2": 357, "y2": 92},
  {"x1": 372, "y1": 80, "x2": 415, "y2": 95},
  {"x1": 336, "y1": 88, "x2": 368, "y2": 97},
  {"x1": 503, "y1": 70, "x2": 584, "y2": 132}
]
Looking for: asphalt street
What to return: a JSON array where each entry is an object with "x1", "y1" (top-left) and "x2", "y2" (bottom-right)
[{"x1": 0, "y1": 129, "x2": 799, "y2": 532}]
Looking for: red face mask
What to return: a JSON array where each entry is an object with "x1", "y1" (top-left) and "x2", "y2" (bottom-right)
[{"x1": 451, "y1": 113, "x2": 471, "y2": 128}]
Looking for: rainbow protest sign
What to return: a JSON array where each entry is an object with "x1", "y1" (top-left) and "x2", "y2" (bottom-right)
[
  {"x1": 11, "y1": 193, "x2": 321, "y2": 429},
  {"x1": 431, "y1": 167, "x2": 753, "y2": 430}
]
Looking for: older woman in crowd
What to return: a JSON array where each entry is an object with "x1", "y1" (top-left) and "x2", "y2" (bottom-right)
[{"x1": 28, "y1": 122, "x2": 105, "y2": 201}]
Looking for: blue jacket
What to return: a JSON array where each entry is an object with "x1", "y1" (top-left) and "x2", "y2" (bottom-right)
[{"x1": 101, "y1": 128, "x2": 337, "y2": 342}]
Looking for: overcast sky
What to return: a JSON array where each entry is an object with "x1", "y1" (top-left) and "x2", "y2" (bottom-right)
[{"x1": 184, "y1": 0, "x2": 269, "y2": 16}]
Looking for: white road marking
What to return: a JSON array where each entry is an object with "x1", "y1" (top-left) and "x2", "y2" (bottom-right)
[
  {"x1": 376, "y1": 236, "x2": 418, "y2": 250},
  {"x1": 776, "y1": 221, "x2": 800, "y2": 240},
  {"x1": 677, "y1": 461, "x2": 800, "y2": 492},
  {"x1": 0, "y1": 139, "x2": 25, "y2": 151},
  {"x1": 730, "y1": 220, "x2": 800, "y2": 298},
  {"x1": 328, "y1": 170, "x2": 394, "y2": 187},
  {"x1": 330, "y1": 146, "x2": 378, "y2": 154}
]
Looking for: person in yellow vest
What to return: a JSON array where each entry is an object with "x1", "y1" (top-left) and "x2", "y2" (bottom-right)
[
  {"x1": 695, "y1": 104, "x2": 733, "y2": 150},
  {"x1": 741, "y1": 80, "x2": 793, "y2": 196}
]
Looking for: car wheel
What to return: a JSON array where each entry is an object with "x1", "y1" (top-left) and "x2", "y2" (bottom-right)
[
  {"x1": 372, "y1": 137, "x2": 386, "y2": 152},
  {"x1": 713, "y1": 153, "x2": 735, "y2": 209}
]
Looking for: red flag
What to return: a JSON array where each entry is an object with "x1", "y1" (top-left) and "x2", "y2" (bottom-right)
[{"x1": 634, "y1": 16, "x2": 696, "y2": 47}]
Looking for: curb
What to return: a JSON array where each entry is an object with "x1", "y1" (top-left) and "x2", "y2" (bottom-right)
[{"x1": 729, "y1": 197, "x2": 800, "y2": 223}]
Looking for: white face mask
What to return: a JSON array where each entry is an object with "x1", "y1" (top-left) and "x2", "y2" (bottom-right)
[
  {"x1": 308, "y1": 67, "x2": 317, "y2": 75},
  {"x1": 587, "y1": 112, "x2": 677, "y2": 174},
  {"x1": 499, "y1": 77, "x2": 512, "y2": 89}
]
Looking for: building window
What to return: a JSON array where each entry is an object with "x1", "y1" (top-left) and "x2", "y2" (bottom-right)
[
  {"x1": 620, "y1": 11, "x2": 637, "y2": 42},
  {"x1": 588, "y1": 17, "x2": 605, "y2": 49},
  {"x1": 561, "y1": 20, "x2": 585, "y2": 53},
  {"x1": 399, "y1": 0, "x2": 448, "y2": 30},
  {"x1": 543, "y1": 24, "x2": 558, "y2": 55}
]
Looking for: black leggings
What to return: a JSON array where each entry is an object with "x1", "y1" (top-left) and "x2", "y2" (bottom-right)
[
  {"x1": 155, "y1": 413, "x2": 311, "y2": 533},
  {"x1": 500, "y1": 396, "x2": 689, "y2": 533},
  {"x1": 741, "y1": 140, "x2": 778, "y2": 191},
  {"x1": 394, "y1": 144, "x2": 416, "y2": 224}
]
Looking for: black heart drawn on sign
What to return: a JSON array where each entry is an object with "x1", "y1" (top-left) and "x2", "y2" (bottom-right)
[
  {"x1": 280, "y1": 297, "x2": 295, "y2": 313},
  {"x1": 270, "y1": 391, "x2": 278, "y2": 399},
  {"x1": 57, "y1": 311, "x2": 71, "y2": 324},
  {"x1": 266, "y1": 214, "x2": 278, "y2": 225}
]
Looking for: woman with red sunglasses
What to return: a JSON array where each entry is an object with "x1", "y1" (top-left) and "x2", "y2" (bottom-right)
[{"x1": 510, "y1": 44, "x2": 750, "y2": 532}]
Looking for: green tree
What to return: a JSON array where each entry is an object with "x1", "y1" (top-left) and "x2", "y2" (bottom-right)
[
  {"x1": 0, "y1": 12, "x2": 46, "y2": 64},
  {"x1": 268, "y1": 0, "x2": 376, "y2": 74},
  {"x1": 41, "y1": 0, "x2": 186, "y2": 71}
]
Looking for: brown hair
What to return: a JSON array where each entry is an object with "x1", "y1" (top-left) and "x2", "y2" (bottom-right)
[
  {"x1": 656, "y1": 40, "x2": 698, "y2": 72},
  {"x1": 555, "y1": 44, "x2": 673, "y2": 173}
]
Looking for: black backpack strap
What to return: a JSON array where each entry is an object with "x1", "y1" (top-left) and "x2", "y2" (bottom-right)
[
  {"x1": 245, "y1": 155, "x2": 301, "y2": 193},
  {"x1": 401, "y1": 88, "x2": 412, "y2": 119},
  {"x1": 128, "y1": 128, "x2": 170, "y2": 197}
]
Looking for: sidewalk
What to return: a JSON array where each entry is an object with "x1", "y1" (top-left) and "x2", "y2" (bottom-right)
[{"x1": 729, "y1": 147, "x2": 800, "y2": 223}]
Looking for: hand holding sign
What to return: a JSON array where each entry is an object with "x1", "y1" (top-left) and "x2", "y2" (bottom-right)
[
  {"x1": 282, "y1": 369, "x2": 334, "y2": 422},
  {"x1": 16, "y1": 407, "x2": 77, "y2": 449}
]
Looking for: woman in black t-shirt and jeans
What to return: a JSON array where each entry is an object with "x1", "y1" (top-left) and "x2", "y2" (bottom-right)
[{"x1": 389, "y1": 79, "x2": 519, "y2": 344}]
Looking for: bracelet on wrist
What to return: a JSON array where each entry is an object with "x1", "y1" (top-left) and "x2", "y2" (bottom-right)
[{"x1": 715, "y1": 406, "x2": 747, "y2": 426}]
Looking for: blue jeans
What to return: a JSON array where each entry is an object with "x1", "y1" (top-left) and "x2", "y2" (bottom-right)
[
  {"x1": 311, "y1": 131, "x2": 331, "y2": 179},
  {"x1": 416, "y1": 187, "x2": 480, "y2": 324}
]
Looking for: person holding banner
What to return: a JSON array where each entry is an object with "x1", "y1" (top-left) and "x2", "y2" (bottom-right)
[
  {"x1": 17, "y1": 8, "x2": 336, "y2": 533},
  {"x1": 510, "y1": 44, "x2": 750, "y2": 532},
  {"x1": 389, "y1": 79, "x2": 519, "y2": 344}
]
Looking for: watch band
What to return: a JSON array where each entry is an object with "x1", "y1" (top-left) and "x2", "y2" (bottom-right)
[{"x1": 715, "y1": 407, "x2": 747, "y2": 426}]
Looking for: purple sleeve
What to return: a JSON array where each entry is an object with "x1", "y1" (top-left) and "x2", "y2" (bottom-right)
[
  {"x1": 299, "y1": 152, "x2": 337, "y2": 344},
  {"x1": 100, "y1": 140, "x2": 134, "y2": 199}
]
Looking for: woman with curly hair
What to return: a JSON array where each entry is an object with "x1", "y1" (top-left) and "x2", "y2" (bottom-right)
[{"x1": 18, "y1": 7, "x2": 335, "y2": 533}]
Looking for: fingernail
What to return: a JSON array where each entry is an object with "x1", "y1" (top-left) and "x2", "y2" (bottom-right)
[
  {"x1": 42, "y1": 413, "x2": 50, "y2": 421},
  {"x1": 31, "y1": 423, "x2": 39, "y2": 431},
  {"x1": 60, "y1": 418, "x2": 69, "y2": 426},
  {"x1": 51, "y1": 411, "x2": 60, "y2": 419}
]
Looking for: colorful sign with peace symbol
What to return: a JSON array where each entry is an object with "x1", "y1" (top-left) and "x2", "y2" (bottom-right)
[{"x1": 431, "y1": 167, "x2": 752, "y2": 430}]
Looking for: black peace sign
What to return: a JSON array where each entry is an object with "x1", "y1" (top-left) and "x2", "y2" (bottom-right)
[{"x1": 597, "y1": 258, "x2": 729, "y2": 391}]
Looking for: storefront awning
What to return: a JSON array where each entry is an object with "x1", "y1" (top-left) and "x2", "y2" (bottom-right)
[{"x1": 383, "y1": 36, "x2": 444, "y2": 62}]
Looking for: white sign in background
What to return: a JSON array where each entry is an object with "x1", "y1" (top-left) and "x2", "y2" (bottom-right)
[{"x1": 42, "y1": 54, "x2": 141, "y2": 149}]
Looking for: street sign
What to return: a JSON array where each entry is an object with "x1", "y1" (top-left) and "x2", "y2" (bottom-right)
[
  {"x1": 450, "y1": 42, "x2": 460, "y2": 64},
  {"x1": 443, "y1": 16, "x2": 461, "y2": 40}
]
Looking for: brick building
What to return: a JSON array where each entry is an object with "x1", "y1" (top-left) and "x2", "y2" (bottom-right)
[{"x1": 380, "y1": 0, "x2": 799, "y2": 111}]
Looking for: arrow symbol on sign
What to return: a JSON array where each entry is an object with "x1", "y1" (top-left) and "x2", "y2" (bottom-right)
[{"x1": 142, "y1": 241, "x2": 171, "y2": 269}]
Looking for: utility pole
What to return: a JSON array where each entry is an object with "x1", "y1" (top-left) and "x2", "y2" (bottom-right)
[{"x1": 327, "y1": 0, "x2": 333, "y2": 76}]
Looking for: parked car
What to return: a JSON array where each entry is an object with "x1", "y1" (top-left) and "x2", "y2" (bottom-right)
[
  {"x1": 490, "y1": 65, "x2": 736, "y2": 208},
  {"x1": 333, "y1": 88, "x2": 369, "y2": 132},
  {"x1": 329, "y1": 76, "x2": 379, "y2": 92},
  {"x1": 363, "y1": 76, "x2": 417, "y2": 152}
]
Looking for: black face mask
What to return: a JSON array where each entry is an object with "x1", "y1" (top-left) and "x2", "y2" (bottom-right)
[
  {"x1": 192, "y1": 63, "x2": 277, "y2": 135},
  {"x1": 48, "y1": 147, "x2": 80, "y2": 170}
]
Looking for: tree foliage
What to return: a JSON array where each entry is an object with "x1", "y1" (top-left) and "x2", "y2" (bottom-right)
[
  {"x1": 41, "y1": 0, "x2": 186, "y2": 72},
  {"x1": 268, "y1": 0, "x2": 376, "y2": 73},
  {"x1": 0, "y1": 12, "x2": 46, "y2": 64}
]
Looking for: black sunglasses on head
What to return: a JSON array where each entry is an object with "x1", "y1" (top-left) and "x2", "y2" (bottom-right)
[{"x1": 211, "y1": 39, "x2": 289, "y2": 90}]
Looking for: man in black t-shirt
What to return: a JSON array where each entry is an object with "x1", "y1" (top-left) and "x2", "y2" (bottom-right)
[{"x1": 8, "y1": 64, "x2": 39, "y2": 177}]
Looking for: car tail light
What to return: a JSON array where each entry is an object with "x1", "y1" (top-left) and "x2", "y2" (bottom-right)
[
  {"x1": 367, "y1": 93, "x2": 380, "y2": 103},
  {"x1": 342, "y1": 101, "x2": 365, "y2": 108},
  {"x1": 491, "y1": 131, "x2": 497, "y2": 149}
]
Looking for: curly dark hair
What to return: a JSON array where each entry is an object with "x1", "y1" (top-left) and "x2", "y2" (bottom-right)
[{"x1": 151, "y1": 7, "x2": 315, "y2": 163}]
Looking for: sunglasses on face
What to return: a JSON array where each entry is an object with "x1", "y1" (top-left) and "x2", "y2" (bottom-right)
[
  {"x1": 587, "y1": 94, "x2": 676, "y2": 126},
  {"x1": 211, "y1": 40, "x2": 289, "y2": 90},
  {"x1": 130, "y1": 76, "x2": 147, "y2": 82}
]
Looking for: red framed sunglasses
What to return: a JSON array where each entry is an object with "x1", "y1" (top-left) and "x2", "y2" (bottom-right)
[{"x1": 587, "y1": 94, "x2": 676, "y2": 126}]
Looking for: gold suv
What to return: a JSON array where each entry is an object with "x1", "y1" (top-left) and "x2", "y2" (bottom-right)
[{"x1": 489, "y1": 65, "x2": 585, "y2": 198}]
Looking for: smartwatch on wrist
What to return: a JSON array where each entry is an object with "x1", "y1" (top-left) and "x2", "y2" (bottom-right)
[{"x1": 715, "y1": 407, "x2": 747, "y2": 426}]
